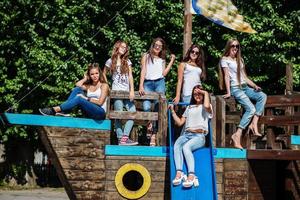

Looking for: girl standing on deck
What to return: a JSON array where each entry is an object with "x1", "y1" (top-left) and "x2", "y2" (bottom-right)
[
  {"x1": 139, "y1": 37, "x2": 176, "y2": 146},
  {"x1": 173, "y1": 44, "x2": 206, "y2": 104},
  {"x1": 103, "y1": 40, "x2": 138, "y2": 146},
  {"x1": 39, "y1": 63, "x2": 109, "y2": 120},
  {"x1": 170, "y1": 85, "x2": 212, "y2": 188},
  {"x1": 219, "y1": 39, "x2": 267, "y2": 149}
]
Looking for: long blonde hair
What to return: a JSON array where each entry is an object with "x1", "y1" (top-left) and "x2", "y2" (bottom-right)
[
  {"x1": 110, "y1": 40, "x2": 129, "y2": 75},
  {"x1": 218, "y1": 39, "x2": 243, "y2": 90}
]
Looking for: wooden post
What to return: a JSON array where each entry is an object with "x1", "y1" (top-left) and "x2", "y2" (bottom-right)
[
  {"x1": 285, "y1": 63, "x2": 294, "y2": 138},
  {"x1": 286, "y1": 63, "x2": 293, "y2": 95},
  {"x1": 216, "y1": 96, "x2": 226, "y2": 147},
  {"x1": 184, "y1": 0, "x2": 192, "y2": 55}
]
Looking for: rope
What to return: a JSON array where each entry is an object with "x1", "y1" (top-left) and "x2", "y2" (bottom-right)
[{"x1": 5, "y1": 1, "x2": 132, "y2": 112}]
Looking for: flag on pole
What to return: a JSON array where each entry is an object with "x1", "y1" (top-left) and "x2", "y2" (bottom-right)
[{"x1": 190, "y1": 0, "x2": 256, "y2": 33}]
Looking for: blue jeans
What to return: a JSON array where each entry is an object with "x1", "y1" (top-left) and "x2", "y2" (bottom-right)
[
  {"x1": 60, "y1": 87, "x2": 106, "y2": 120},
  {"x1": 231, "y1": 85, "x2": 267, "y2": 129},
  {"x1": 174, "y1": 131, "x2": 206, "y2": 174},
  {"x1": 143, "y1": 78, "x2": 166, "y2": 111},
  {"x1": 114, "y1": 99, "x2": 136, "y2": 139},
  {"x1": 143, "y1": 78, "x2": 165, "y2": 132}
]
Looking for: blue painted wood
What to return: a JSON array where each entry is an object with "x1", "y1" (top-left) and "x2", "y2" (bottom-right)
[
  {"x1": 291, "y1": 135, "x2": 300, "y2": 145},
  {"x1": 214, "y1": 148, "x2": 247, "y2": 159},
  {"x1": 3, "y1": 113, "x2": 111, "y2": 130},
  {"x1": 105, "y1": 145, "x2": 168, "y2": 157},
  {"x1": 105, "y1": 145, "x2": 246, "y2": 160}
]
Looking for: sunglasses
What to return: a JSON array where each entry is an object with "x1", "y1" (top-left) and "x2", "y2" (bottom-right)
[
  {"x1": 231, "y1": 44, "x2": 239, "y2": 49},
  {"x1": 154, "y1": 44, "x2": 163, "y2": 49},
  {"x1": 190, "y1": 50, "x2": 200, "y2": 55}
]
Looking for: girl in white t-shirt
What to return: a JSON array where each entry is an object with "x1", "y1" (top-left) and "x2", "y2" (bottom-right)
[
  {"x1": 173, "y1": 44, "x2": 206, "y2": 104},
  {"x1": 219, "y1": 39, "x2": 267, "y2": 149},
  {"x1": 103, "y1": 41, "x2": 138, "y2": 146},
  {"x1": 169, "y1": 85, "x2": 213, "y2": 188},
  {"x1": 139, "y1": 37, "x2": 176, "y2": 146}
]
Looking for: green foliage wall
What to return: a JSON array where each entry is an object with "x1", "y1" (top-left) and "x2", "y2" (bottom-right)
[{"x1": 0, "y1": 0, "x2": 299, "y2": 142}]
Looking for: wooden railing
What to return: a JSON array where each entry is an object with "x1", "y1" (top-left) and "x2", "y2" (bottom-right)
[
  {"x1": 108, "y1": 91, "x2": 168, "y2": 146},
  {"x1": 213, "y1": 94, "x2": 300, "y2": 149}
]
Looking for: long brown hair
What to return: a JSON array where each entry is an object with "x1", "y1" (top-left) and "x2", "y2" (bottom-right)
[
  {"x1": 218, "y1": 39, "x2": 243, "y2": 90},
  {"x1": 84, "y1": 63, "x2": 106, "y2": 85},
  {"x1": 183, "y1": 44, "x2": 206, "y2": 81},
  {"x1": 110, "y1": 40, "x2": 129, "y2": 75},
  {"x1": 147, "y1": 37, "x2": 166, "y2": 64},
  {"x1": 190, "y1": 84, "x2": 204, "y2": 105}
]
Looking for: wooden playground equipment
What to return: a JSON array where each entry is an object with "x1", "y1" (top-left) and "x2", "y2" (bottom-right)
[{"x1": 2, "y1": 65, "x2": 300, "y2": 199}]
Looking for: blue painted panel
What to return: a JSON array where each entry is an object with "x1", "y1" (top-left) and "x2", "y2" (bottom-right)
[
  {"x1": 214, "y1": 148, "x2": 247, "y2": 159},
  {"x1": 105, "y1": 145, "x2": 168, "y2": 157},
  {"x1": 291, "y1": 135, "x2": 300, "y2": 145},
  {"x1": 3, "y1": 113, "x2": 111, "y2": 130}
]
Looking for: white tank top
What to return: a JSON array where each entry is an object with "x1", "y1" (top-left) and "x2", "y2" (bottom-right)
[
  {"x1": 87, "y1": 87, "x2": 107, "y2": 112},
  {"x1": 182, "y1": 63, "x2": 202, "y2": 96},
  {"x1": 145, "y1": 55, "x2": 165, "y2": 80}
]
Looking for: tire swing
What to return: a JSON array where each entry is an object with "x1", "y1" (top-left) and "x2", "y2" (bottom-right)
[{"x1": 115, "y1": 163, "x2": 151, "y2": 199}]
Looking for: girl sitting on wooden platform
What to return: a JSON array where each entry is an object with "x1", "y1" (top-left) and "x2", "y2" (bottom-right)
[{"x1": 39, "y1": 63, "x2": 109, "y2": 120}]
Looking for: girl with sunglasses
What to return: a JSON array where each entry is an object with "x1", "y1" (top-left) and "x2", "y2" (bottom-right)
[
  {"x1": 139, "y1": 37, "x2": 176, "y2": 146},
  {"x1": 173, "y1": 44, "x2": 206, "y2": 104},
  {"x1": 103, "y1": 40, "x2": 138, "y2": 146},
  {"x1": 219, "y1": 39, "x2": 267, "y2": 149},
  {"x1": 169, "y1": 85, "x2": 212, "y2": 188}
]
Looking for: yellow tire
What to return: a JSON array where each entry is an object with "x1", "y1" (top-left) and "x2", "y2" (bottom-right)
[{"x1": 115, "y1": 163, "x2": 151, "y2": 199}]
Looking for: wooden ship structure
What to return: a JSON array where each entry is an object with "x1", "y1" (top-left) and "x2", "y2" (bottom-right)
[{"x1": 2, "y1": 65, "x2": 300, "y2": 199}]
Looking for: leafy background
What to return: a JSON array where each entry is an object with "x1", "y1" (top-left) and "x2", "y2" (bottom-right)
[{"x1": 0, "y1": 0, "x2": 299, "y2": 185}]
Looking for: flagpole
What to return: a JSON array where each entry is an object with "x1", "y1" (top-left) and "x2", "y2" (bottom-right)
[{"x1": 183, "y1": 0, "x2": 192, "y2": 56}]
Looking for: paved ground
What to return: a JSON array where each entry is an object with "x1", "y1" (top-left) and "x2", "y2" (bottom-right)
[{"x1": 0, "y1": 188, "x2": 68, "y2": 200}]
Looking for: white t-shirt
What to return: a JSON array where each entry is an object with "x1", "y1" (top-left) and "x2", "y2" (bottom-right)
[
  {"x1": 144, "y1": 54, "x2": 165, "y2": 80},
  {"x1": 183, "y1": 104, "x2": 213, "y2": 132},
  {"x1": 182, "y1": 63, "x2": 202, "y2": 97},
  {"x1": 105, "y1": 58, "x2": 132, "y2": 91},
  {"x1": 220, "y1": 58, "x2": 246, "y2": 86}
]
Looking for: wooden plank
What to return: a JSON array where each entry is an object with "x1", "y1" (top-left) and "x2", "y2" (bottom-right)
[
  {"x1": 159, "y1": 94, "x2": 167, "y2": 146},
  {"x1": 70, "y1": 180, "x2": 105, "y2": 190},
  {"x1": 74, "y1": 191, "x2": 104, "y2": 200},
  {"x1": 247, "y1": 149, "x2": 300, "y2": 160},
  {"x1": 259, "y1": 115, "x2": 300, "y2": 125},
  {"x1": 216, "y1": 96, "x2": 226, "y2": 147},
  {"x1": 265, "y1": 95, "x2": 300, "y2": 107},
  {"x1": 59, "y1": 158, "x2": 105, "y2": 170},
  {"x1": 38, "y1": 128, "x2": 77, "y2": 200},
  {"x1": 65, "y1": 170, "x2": 105, "y2": 181},
  {"x1": 214, "y1": 148, "x2": 247, "y2": 159},
  {"x1": 225, "y1": 114, "x2": 240, "y2": 124},
  {"x1": 109, "y1": 91, "x2": 160, "y2": 100},
  {"x1": 108, "y1": 111, "x2": 158, "y2": 121},
  {"x1": 45, "y1": 128, "x2": 110, "y2": 139},
  {"x1": 4, "y1": 113, "x2": 111, "y2": 130},
  {"x1": 105, "y1": 145, "x2": 168, "y2": 157}
]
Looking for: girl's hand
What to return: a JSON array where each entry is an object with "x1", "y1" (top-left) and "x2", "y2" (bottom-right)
[
  {"x1": 77, "y1": 94, "x2": 87, "y2": 100},
  {"x1": 129, "y1": 91, "x2": 135, "y2": 101},
  {"x1": 173, "y1": 96, "x2": 180, "y2": 105},
  {"x1": 168, "y1": 104, "x2": 175, "y2": 112},
  {"x1": 254, "y1": 85, "x2": 261, "y2": 91},
  {"x1": 139, "y1": 86, "x2": 145, "y2": 96},
  {"x1": 170, "y1": 54, "x2": 176, "y2": 62},
  {"x1": 222, "y1": 93, "x2": 231, "y2": 99}
]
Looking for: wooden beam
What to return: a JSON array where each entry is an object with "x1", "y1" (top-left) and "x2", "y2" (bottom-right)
[
  {"x1": 265, "y1": 95, "x2": 300, "y2": 107},
  {"x1": 247, "y1": 149, "x2": 300, "y2": 160},
  {"x1": 109, "y1": 91, "x2": 160, "y2": 100},
  {"x1": 259, "y1": 115, "x2": 300, "y2": 125},
  {"x1": 3, "y1": 113, "x2": 111, "y2": 130},
  {"x1": 108, "y1": 111, "x2": 158, "y2": 121},
  {"x1": 183, "y1": 0, "x2": 192, "y2": 55}
]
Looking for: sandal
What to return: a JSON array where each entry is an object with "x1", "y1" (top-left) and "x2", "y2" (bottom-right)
[{"x1": 150, "y1": 134, "x2": 156, "y2": 146}]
